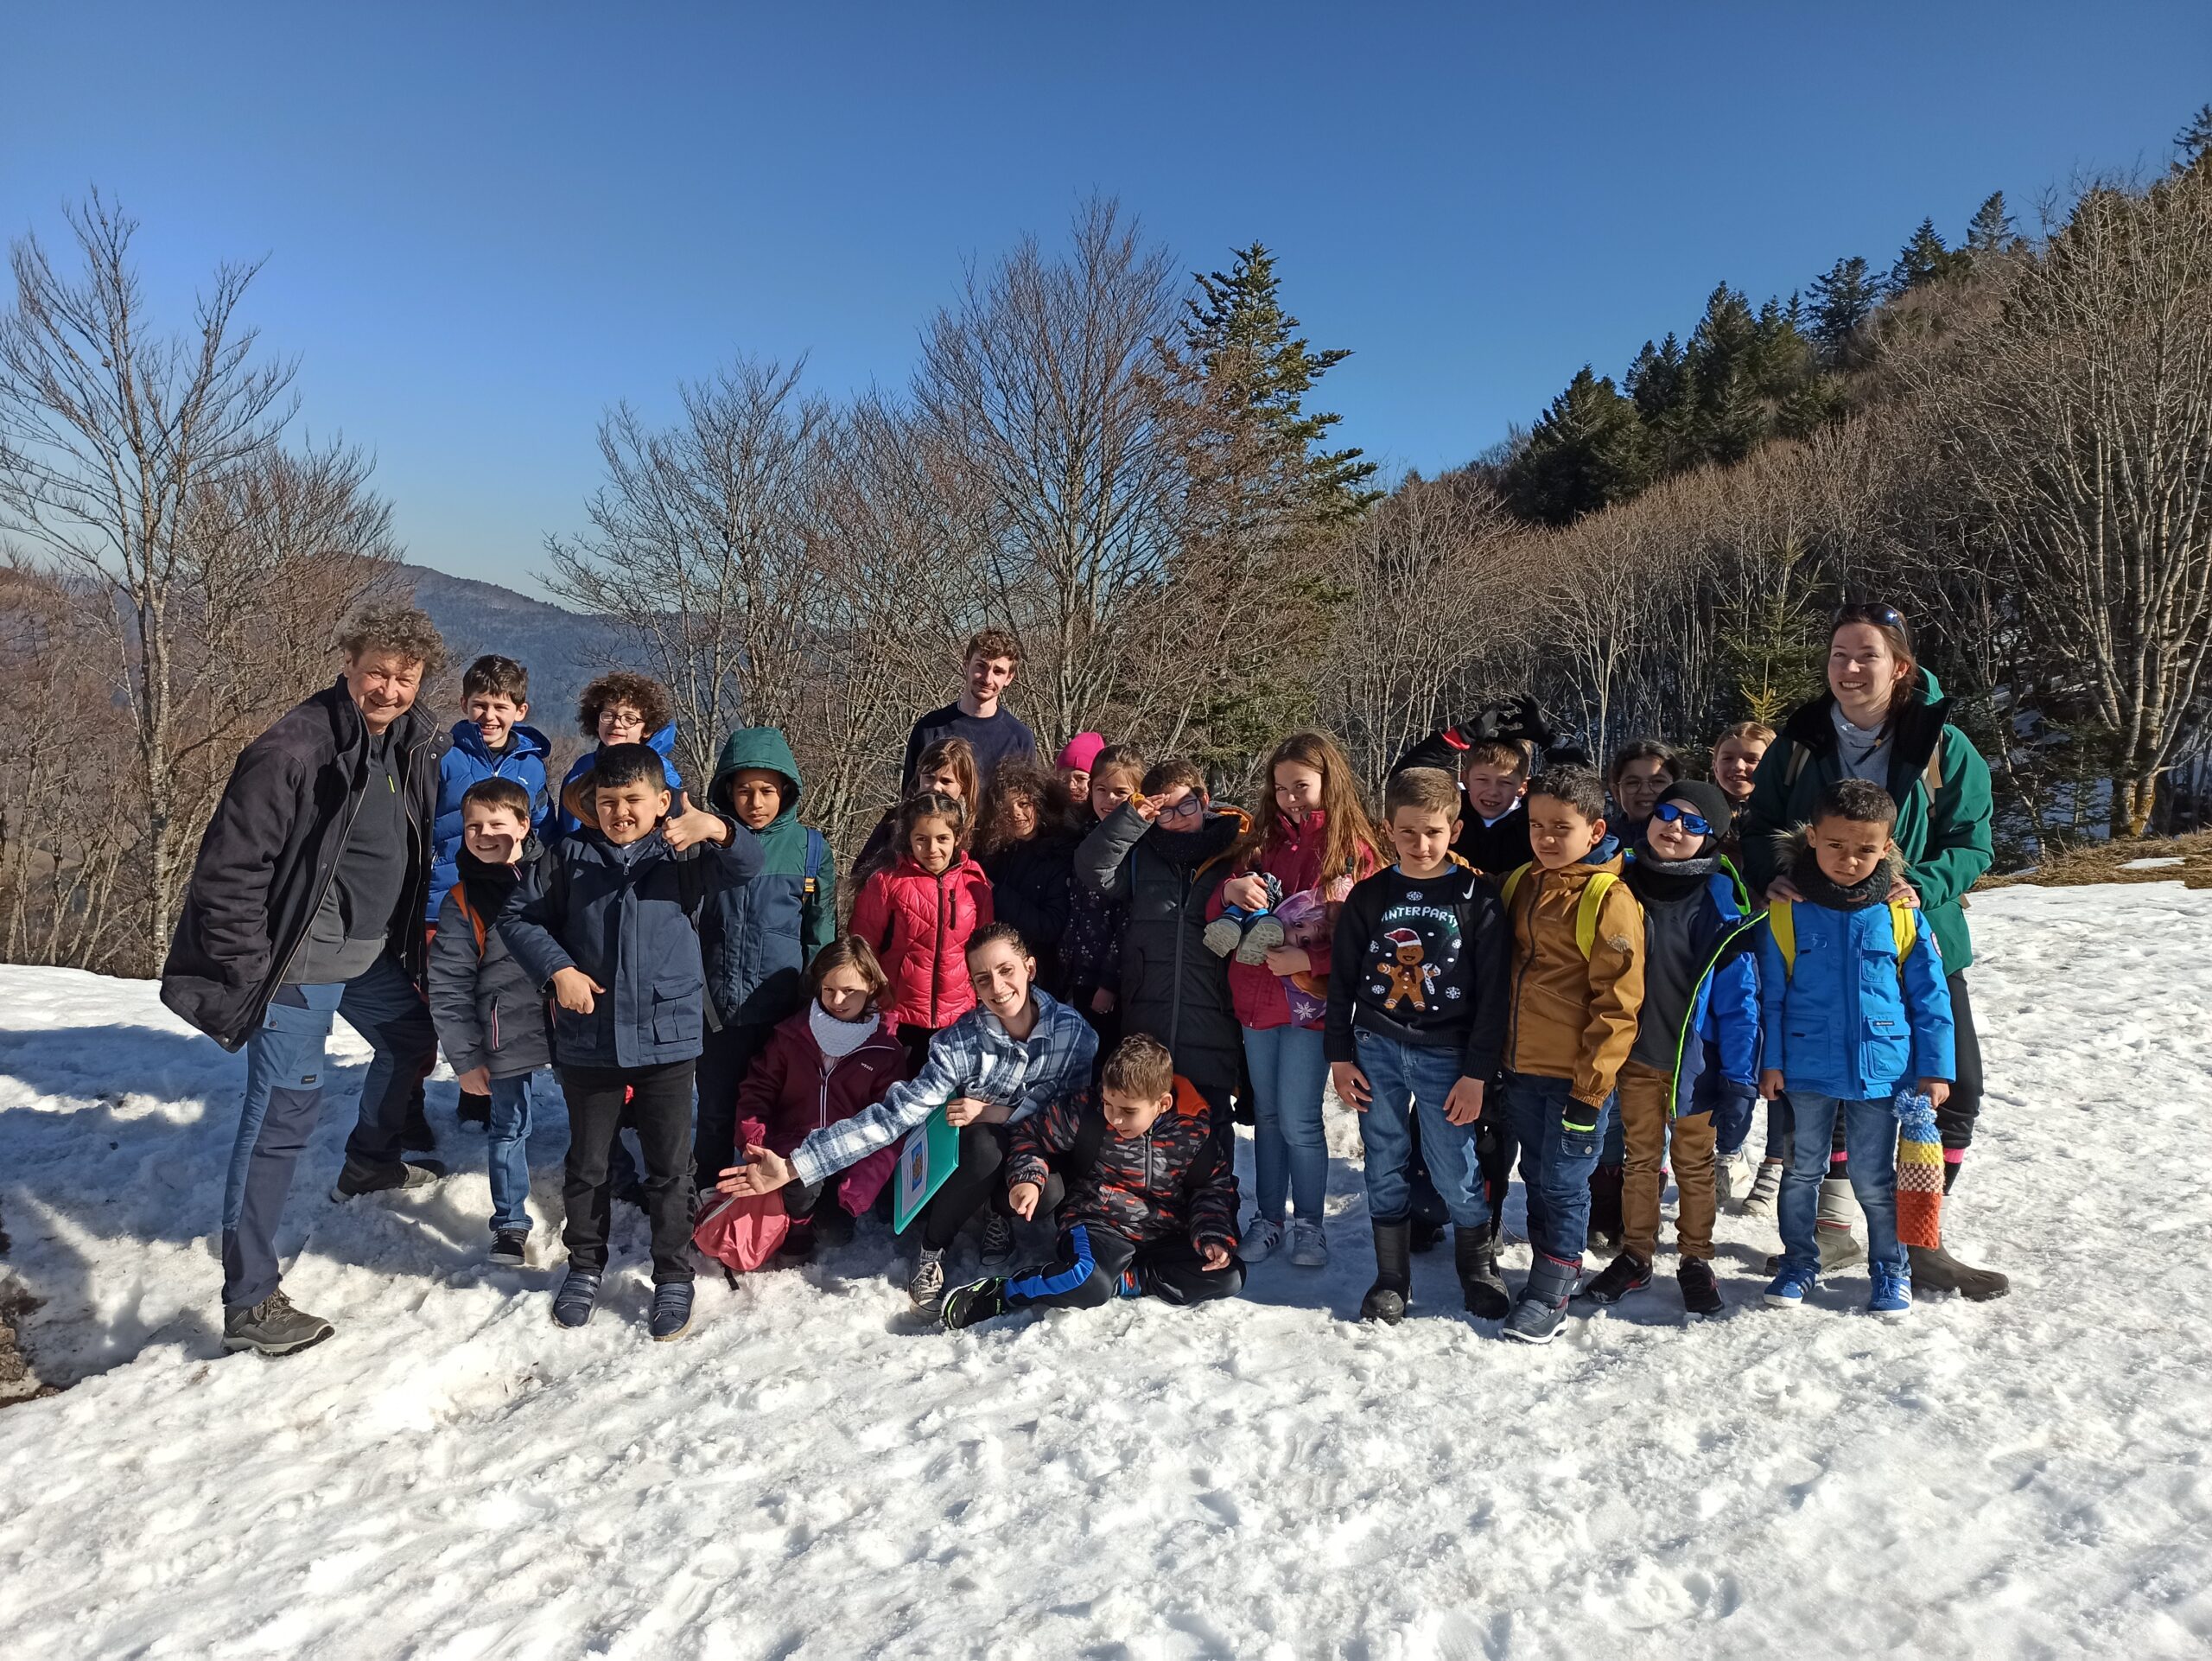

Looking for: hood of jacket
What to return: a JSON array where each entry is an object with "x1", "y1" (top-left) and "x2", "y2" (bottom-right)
[
  {"x1": 1148, "y1": 804, "x2": 1249, "y2": 873},
  {"x1": 710, "y1": 727, "x2": 804, "y2": 823}
]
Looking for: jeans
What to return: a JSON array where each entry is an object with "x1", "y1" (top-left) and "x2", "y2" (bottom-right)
[
  {"x1": 560, "y1": 1061, "x2": 697, "y2": 1282},
  {"x1": 1242, "y1": 1023, "x2": 1330, "y2": 1223},
  {"x1": 221, "y1": 954, "x2": 436, "y2": 1310},
  {"x1": 1500, "y1": 1070, "x2": 1613, "y2": 1266},
  {"x1": 1354, "y1": 1030, "x2": 1489, "y2": 1230},
  {"x1": 1778, "y1": 1092, "x2": 1905, "y2": 1276},
  {"x1": 486, "y1": 1072, "x2": 537, "y2": 1233}
]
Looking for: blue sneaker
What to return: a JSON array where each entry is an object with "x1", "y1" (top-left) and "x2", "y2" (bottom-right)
[
  {"x1": 551, "y1": 1268, "x2": 601, "y2": 1328},
  {"x1": 1868, "y1": 1261, "x2": 1912, "y2": 1318},
  {"x1": 1764, "y1": 1263, "x2": 1817, "y2": 1308},
  {"x1": 649, "y1": 1281, "x2": 695, "y2": 1342}
]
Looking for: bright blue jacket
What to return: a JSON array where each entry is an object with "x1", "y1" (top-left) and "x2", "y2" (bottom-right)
[
  {"x1": 1756, "y1": 881, "x2": 1955, "y2": 1102},
  {"x1": 1629, "y1": 862, "x2": 1763, "y2": 1121},
  {"x1": 427, "y1": 722, "x2": 554, "y2": 920},
  {"x1": 554, "y1": 722, "x2": 686, "y2": 840},
  {"x1": 498, "y1": 818, "x2": 764, "y2": 1070}
]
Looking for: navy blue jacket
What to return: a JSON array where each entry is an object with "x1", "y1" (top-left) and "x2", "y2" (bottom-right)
[
  {"x1": 427, "y1": 721, "x2": 554, "y2": 920},
  {"x1": 1755, "y1": 846, "x2": 1955, "y2": 1101},
  {"x1": 499, "y1": 818, "x2": 763, "y2": 1070}
]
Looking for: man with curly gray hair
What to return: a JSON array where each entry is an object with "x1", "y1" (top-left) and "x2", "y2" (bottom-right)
[{"x1": 163, "y1": 601, "x2": 454, "y2": 1357}]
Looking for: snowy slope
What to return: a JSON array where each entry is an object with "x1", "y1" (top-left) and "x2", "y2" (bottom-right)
[{"x1": 2, "y1": 884, "x2": 2209, "y2": 1659}]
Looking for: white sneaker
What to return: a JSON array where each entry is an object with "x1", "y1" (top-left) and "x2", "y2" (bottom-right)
[
  {"x1": 1242, "y1": 1216, "x2": 1286, "y2": 1263},
  {"x1": 908, "y1": 1247, "x2": 947, "y2": 1310},
  {"x1": 1288, "y1": 1219, "x2": 1329, "y2": 1268},
  {"x1": 980, "y1": 1212, "x2": 1014, "y2": 1267}
]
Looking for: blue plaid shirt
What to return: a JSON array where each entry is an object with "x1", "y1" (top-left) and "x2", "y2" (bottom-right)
[{"x1": 786, "y1": 989, "x2": 1099, "y2": 1187}]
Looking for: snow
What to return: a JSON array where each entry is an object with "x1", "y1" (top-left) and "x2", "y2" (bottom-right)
[
  {"x1": 2120, "y1": 856, "x2": 2186, "y2": 870},
  {"x1": 3, "y1": 884, "x2": 2212, "y2": 1658}
]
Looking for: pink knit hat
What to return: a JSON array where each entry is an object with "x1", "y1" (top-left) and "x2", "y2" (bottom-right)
[{"x1": 1056, "y1": 732, "x2": 1106, "y2": 773}]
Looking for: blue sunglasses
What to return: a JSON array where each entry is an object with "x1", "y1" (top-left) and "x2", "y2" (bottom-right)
[{"x1": 1653, "y1": 802, "x2": 1713, "y2": 837}]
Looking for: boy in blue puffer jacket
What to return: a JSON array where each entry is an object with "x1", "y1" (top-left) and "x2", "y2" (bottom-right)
[
  {"x1": 553, "y1": 671, "x2": 689, "y2": 838},
  {"x1": 693, "y1": 726, "x2": 836, "y2": 1190},
  {"x1": 1577, "y1": 780, "x2": 1760, "y2": 1316},
  {"x1": 1758, "y1": 779, "x2": 1954, "y2": 1319},
  {"x1": 429, "y1": 655, "x2": 554, "y2": 1128},
  {"x1": 499, "y1": 743, "x2": 762, "y2": 1341}
]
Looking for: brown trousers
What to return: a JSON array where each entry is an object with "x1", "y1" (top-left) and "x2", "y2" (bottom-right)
[{"x1": 1618, "y1": 1058, "x2": 1716, "y2": 1263}]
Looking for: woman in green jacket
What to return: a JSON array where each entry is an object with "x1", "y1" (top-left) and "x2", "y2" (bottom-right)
[{"x1": 1740, "y1": 601, "x2": 2008, "y2": 1301}]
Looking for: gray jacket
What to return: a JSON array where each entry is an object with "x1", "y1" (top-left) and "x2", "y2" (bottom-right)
[{"x1": 428, "y1": 850, "x2": 551, "y2": 1079}]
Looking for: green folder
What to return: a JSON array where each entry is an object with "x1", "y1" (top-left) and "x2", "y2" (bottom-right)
[{"x1": 891, "y1": 1104, "x2": 962, "y2": 1233}]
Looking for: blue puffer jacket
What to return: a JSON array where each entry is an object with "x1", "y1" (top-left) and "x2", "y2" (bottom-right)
[
  {"x1": 1627, "y1": 858, "x2": 1763, "y2": 1121},
  {"x1": 553, "y1": 722, "x2": 686, "y2": 839},
  {"x1": 1755, "y1": 845, "x2": 1955, "y2": 1101},
  {"x1": 700, "y1": 727, "x2": 836, "y2": 1028},
  {"x1": 427, "y1": 721, "x2": 554, "y2": 920},
  {"x1": 498, "y1": 818, "x2": 764, "y2": 1070}
]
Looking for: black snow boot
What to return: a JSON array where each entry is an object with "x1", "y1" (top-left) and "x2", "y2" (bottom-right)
[
  {"x1": 1360, "y1": 1220, "x2": 1413, "y2": 1325},
  {"x1": 1455, "y1": 1225, "x2": 1510, "y2": 1319}
]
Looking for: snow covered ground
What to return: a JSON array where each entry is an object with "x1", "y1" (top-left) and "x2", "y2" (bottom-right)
[{"x1": 2, "y1": 882, "x2": 2210, "y2": 1659}]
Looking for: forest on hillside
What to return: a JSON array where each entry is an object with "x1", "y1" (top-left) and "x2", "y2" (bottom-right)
[{"x1": 3, "y1": 108, "x2": 2210, "y2": 977}]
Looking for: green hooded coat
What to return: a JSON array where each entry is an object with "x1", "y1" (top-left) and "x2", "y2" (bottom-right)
[{"x1": 700, "y1": 727, "x2": 836, "y2": 1024}]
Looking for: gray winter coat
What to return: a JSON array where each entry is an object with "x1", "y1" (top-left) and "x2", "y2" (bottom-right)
[{"x1": 429, "y1": 846, "x2": 551, "y2": 1079}]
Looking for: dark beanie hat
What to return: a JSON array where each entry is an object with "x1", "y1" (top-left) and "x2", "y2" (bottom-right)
[{"x1": 1656, "y1": 779, "x2": 1733, "y2": 842}]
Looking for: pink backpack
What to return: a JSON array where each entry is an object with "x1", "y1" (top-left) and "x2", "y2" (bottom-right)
[{"x1": 691, "y1": 1118, "x2": 789, "y2": 1273}]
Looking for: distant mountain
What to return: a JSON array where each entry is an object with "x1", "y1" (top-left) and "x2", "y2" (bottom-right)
[{"x1": 400, "y1": 563, "x2": 628, "y2": 734}]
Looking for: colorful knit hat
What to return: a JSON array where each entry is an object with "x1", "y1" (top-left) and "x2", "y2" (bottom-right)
[
  {"x1": 1057, "y1": 732, "x2": 1106, "y2": 773},
  {"x1": 1892, "y1": 1085, "x2": 1944, "y2": 1251}
]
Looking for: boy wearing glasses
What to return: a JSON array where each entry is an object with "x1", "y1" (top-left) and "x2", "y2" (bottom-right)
[
  {"x1": 1578, "y1": 780, "x2": 1760, "y2": 1315},
  {"x1": 1073, "y1": 758, "x2": 1247, "y2": 1151}
]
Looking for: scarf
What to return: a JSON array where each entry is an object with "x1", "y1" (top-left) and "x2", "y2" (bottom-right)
[
  {"x1": 810, "y1": 1002, "x2": 880, "y2": 1060},
  {"x1": 1788, "y1": 846, "x2": 1891, "y2": 912},
  {"x1": 1627, "y1": 848, "x2": 1715, "y2": 906},
  {"x1": 1893, "y1": 1086, "x2": 1945, "y2": 1250}
]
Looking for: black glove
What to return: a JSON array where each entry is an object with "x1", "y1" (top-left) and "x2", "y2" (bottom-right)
[{"x1": 1465, "y1": 695, "x2": 1555, "y2": 750}]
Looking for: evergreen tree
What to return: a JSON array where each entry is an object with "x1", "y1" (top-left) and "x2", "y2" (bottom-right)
[
  {"x1": 1175, "y1": 242, "x2": 1379, "y2": 525},
  {"x1": 1625, "y1": 333, "x2": 1698, "y2": 473},
  {"x1": 1889, "y1": 217, "x2": 1957, "y2": 292},
  {"x1": 1965, "y1": 191, "x2": 2016, "y2": 255},
  {"x1": 1501, "y1": 366, "x2": 1651, "y2": 525},
  {"x1": 1686, "y1": 284, "x2": 1766, "y2": 466},
  {"x1": 2177, "y1": 102, "x2": 2212, "y2": 171},
  {"x1": 1808, "y1": 255, "x2": 1881, "y2": 365}
]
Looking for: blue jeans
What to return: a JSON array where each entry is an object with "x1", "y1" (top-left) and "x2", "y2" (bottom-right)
[
  {"x1": 221, "y1": 954, "x2": 436, "y2": 1309},
  {"x1": 1779, "y1": 1092, "x2": 1904, "y2": 1275},
  {"x1": 1354, "y1": 1030, "x2": 1488, "y2": 1229},
  {"x1": 486, "y1": 1072, "x2": 537, "y2": 1233},
  {"x1": 1243, "y1": 1023, "x2": 1330, "y2": 1223},
  {"x1": 1500, "y1": 1071, "x2": 1612, "y2": 1265}
]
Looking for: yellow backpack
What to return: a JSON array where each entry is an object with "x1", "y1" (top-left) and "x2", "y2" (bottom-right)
[
  {"x1": 1766, "y1": 897, "x2": 1916, "y2": 979},
  {"x1": 1501, "y1": 863, "x2": 1622, "y2": 959}
]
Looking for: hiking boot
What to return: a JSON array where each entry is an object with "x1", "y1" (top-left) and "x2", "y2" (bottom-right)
[
  {"x1": 942, "y1": 1277, "x2": 1010, "y2": 1330},
  {"x1": 1908, "y1": 1240, "x2": 2010, "y2": 1301},
  {"x1": 908, "y1": 1247, "x2": 948, "y2": 1312},
  {"x1": 1454, "y1": 1225, "x2": 1510, "y2": 1320},
  {"x1": 649, "y1": 1281, "x2": 695, "y2": 1342},
  {"x1": 1233, "y1": 913, "x2": 1286, "y2": 964},
  {"x1": 1678, "y1": 1257, "x2": 1725, "y2": 1316},
  {"x1": 456, "y1": 1090, "x2": 491, "y2": 1129},
  {"x1": 221, "y1": 1291, "x2": 334, "y2": 1357},
  {"x1": 979, "y1": 1212, "x2": 1015, "y2": 1268},
  {"x1": 1241, "y1": 1216, "x2": 1286, "y2": 1263},
  {"x1": 1288, "y1": 1219, "x2": 1329, "y2": 1269},
  {"x1": 1576, "y1": 1250, "x2": 1652, "y2": 1307},
  {"x1": 1201, "y1": 917, "x2": 1246, "y2": 958},
  {"x1": 1502, "y1": 1251, "x2": 1579, "y2": 1344},
  {"x1": 1868, "y1": 1261, "x2": 1911, "y2": 1318},
  {"x1": 329, "y1": 1155, "x2": 447, "y2": 1201},
  {"x1": 1738, "y1": 1159, "x2": 1783, "y2": 1219},
  {"x1": 551, "y1": 1268, "x2": 601, "y2": 1328},
  {"x1": 1764, "y1": 1263, "x2": 1816, "y2": 1308},
  {"x1": 489, "y1": 1229, "x2": 529, "y2": 1268},
  {"x1": 1359, "y1": 1220, "x2": 1412, "y2": 1324}
]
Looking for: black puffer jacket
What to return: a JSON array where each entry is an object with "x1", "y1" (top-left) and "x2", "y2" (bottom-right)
[
  {"x1": 1007, "y1": 1078, "x2": 1240, "y2": 1251},
  {"x1": 982, "y1": 830, "x2": 1076, "y2": 990},
  {"x1": 1072, "y1": 802, "x2": 1246, "y2": 1091},
  {"x1": 162, "y1": 681, "x2": 446, "y2": 1052}
]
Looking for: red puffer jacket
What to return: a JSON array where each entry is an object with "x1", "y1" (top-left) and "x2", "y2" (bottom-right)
[
  {"x1": 1205, "y1": 810, "x2": 1379, "y2": 1031},
  {"x1": 849, "y1": 854, "x2": 995, "y2": 1030}
]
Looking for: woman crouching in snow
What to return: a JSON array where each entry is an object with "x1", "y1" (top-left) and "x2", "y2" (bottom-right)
[{"x1": 720, "y1": 923, "x2": 1096, "y2": 1314}]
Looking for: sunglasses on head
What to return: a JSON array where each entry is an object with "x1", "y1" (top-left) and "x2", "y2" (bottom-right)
[
  {"x1": 1834, "y1": 601, "x2": 1910, "y2": 635},
  {"x1": 1652, "y1": 801, "x2": 1713, "y2": 837}
]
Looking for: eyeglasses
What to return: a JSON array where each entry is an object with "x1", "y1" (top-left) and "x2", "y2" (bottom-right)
[
  {"x1": 1652, "y1": 802, "x2": 1713, "y2": 837},
  {"x1": 1154, "y1": 795, "x2": 1205, "y2": 824},
  {"x1": 1834, "y1": 601, "x2": 1910, "y2": 635}
]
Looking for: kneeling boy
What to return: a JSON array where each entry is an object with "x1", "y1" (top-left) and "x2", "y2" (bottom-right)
[{"x1": 941, "y1": 1034, "x2": 1242, "y2": 1327}]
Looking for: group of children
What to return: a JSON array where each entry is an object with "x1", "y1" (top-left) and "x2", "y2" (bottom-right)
[{"x1": 417, "y1": 630, "x2": 1958, "y2": 1348}]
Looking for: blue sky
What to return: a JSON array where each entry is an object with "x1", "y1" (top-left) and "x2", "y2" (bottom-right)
[{"x1": 6, "y1": 3, "x2": 2207, "y2": 592}]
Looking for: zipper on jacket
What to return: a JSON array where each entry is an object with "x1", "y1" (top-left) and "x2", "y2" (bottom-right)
[
  {"x1": 930, "y1": 865, "x2": 950, "y2": 1027},
  {"x1": 269, "y1": 741, "x2": 378, "y2": 996},
  {"x1": 1504, "y1": 868, "x2": 1540, "y2": 1071},
  {"x1": 1667, "y1": 908, "x2": 1765, "y2": 1120}
]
